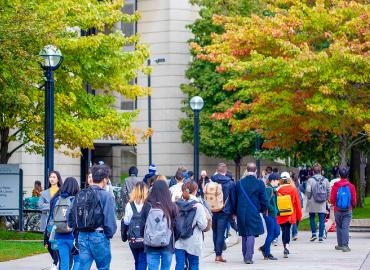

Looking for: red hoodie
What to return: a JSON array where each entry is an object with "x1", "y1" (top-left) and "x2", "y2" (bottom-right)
[{"x1": 330, "y1": 179, "x2": 357, "y2": 212}]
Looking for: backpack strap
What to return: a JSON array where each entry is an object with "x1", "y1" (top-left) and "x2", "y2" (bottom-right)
[
  {"x1": 130, "y1": 202, "x2": 138, "y2": 215},
  {"x1": 239, "y1": 182, "x2": 259, "y2": 213}
]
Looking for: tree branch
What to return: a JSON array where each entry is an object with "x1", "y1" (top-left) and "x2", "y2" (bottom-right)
[
  {"x1": 10, "y1": 128, "x2": 24, "y2": 138},
  {"x1": 347, "y1": 135, "x2": 368, "y2": 150},
  {"x1": 7, "y1": 140, "x2": 30, "y2": 160}
]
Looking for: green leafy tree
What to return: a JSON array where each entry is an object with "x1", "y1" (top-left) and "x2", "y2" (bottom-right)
[
  {"x1": 180, "y1": 0, "x2": 260, "y2": 178},
  {"x1": 195, "y1": 0, "x2": 370, "y2": 169},
  {"x1": 0, "y1": 0, "x2": 150, "y2": 163}
]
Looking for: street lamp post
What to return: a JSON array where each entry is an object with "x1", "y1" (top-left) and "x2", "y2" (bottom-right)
[
  {"x1": 39, "y1": 45, "x2": 63, "y2": 189},
  {"x1": 147, "y1": 58, "x2": 165, "y2": 165},
  {"x1": 190, "y1": 96, "x2": 204, "y2": 183}
]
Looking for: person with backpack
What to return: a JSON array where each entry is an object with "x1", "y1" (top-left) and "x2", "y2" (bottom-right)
[
  {"x1": 121, "y1": 166, "x2": 140, "y2": 205},
  {"x1": 122, "y1": 181, "x2": 149, "y2": 270},
  {"x1": 39, "y1": 171, "x2": 63, "y2": 270},
  {"x1": 68, "y1": 164, "x2": 117, "y2": 270},
  {"x1": 141, "y1": 179, "x2": 178, "y2": 270},
  {"x1": 259, "y1": 173, "x2": 280, "y2": 260},
  {"x1": 204, "y1": 163, "x2": 235, "y2": 263},
  {"x1": 305, "y1": 163, "x2": 330, "y2": 242},
  {"x1": 49, "y1": 177, "x2": 80, "y2": 270},
  {"x1": 169, "y1": 170, "x2": 185, "y2": 202},
  {"x1": 143, "y1": 164, "x2": 157, "y2": 184},
  {"x1": 236, "y1": 163, "x2": 268, "y2": 264},
  {"x1": 330, "y1": 167, "x2": 356, "y2": 252},
  {"x1": 276, "y1": 172, "x2": 302, "y2": 258},
  {"x1": 174, "y1": 181, "x2": 208, "y2": 270}
]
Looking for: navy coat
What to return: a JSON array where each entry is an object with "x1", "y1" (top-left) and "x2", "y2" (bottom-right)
[{"x1": 236, "y1": 175, "x2": 268, "y2": 237}]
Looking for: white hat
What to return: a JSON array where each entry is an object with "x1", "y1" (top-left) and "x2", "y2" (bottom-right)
[{"x1": 281, "y1": 172, "x2": 290, "y2": 180}]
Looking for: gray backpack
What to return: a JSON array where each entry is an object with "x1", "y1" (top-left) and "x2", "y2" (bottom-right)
[
  {"x1": 312, "y1": 177, "x2": 327, "y2": 203},
  {"x1": 53, "y1": 196, "x2": 74, "y2": 233},
  {"x1": 144, "y1": 208, "x2": 172, "y2": 247}
]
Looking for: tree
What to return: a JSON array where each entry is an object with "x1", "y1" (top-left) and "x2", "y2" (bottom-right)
[
  {"x1": 180, "y1": 0, "x2": 260, "y2": 178},
  {"x1": 0, "y1": 0, "x2": 150, "y2": 163},
  {"x1": 195, "y1": 0, "x2": 370, "y2": 168}
]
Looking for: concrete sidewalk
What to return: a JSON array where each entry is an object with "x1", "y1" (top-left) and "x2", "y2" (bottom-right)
[{"x1": 1, "y1": 229, "x2": 369, "y2": 270}]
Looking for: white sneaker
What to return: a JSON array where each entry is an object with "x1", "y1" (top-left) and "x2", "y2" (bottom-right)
[{"x1": 50, "y1": 265, "x2": 58, "y2": 270}]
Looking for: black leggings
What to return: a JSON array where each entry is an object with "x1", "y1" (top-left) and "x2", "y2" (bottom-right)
[
  {"x1": 280, "y1": 222, "x2": 292, "y2": 247},
  {"x1": 47, "y1": 242, "x2": 59, "y2": 266}
]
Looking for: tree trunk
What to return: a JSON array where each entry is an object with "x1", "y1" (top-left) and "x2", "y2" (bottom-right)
[
  {"x1": 339, "y1": 135, "x2": 349, "y2": 168},
  {"x1": 234, "y1": 155, "x2": 242, "y2": 180},
  {"x1": 350, "y1": 147, "x2": 364, "y2": 208},
  {"x1": 366, "y1": 153, "x2": 370, "y2": 197},
  {"x1": 0, "y1": 127, "x2": 10, "y2": 164}
]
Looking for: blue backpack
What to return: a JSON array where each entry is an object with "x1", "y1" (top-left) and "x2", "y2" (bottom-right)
[{"x1": 336, "y1": 185, "x2": 351, "y2": 211}]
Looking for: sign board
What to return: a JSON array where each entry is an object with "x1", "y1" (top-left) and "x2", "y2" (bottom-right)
[{"x1": 0, "y1": 165, "x2": 22, "y2": 216}]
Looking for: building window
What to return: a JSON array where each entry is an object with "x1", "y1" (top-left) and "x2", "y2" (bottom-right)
[{"x1": 122, "y1": 0, "x2": 136, "y2": 38}]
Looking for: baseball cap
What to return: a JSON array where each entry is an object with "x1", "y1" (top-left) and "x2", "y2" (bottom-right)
[{"x1": 281, "y1": 172, "x2": 290, "y2": 180}]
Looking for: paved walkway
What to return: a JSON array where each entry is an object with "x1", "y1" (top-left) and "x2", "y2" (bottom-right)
[{"x1": 1, "y1": 230, "x2": 369, "y2": 270}]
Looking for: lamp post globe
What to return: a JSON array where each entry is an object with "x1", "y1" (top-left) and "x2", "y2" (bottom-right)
[
  {"x1": 190, "y1": 96, "x2": 204, "y2": 111},
  {"x1": 39, "y1": 45, "x2": 63, "y2": 70}
]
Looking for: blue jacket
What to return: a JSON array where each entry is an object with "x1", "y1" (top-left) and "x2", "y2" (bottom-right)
[
  {"x1": 211, "y1": 173, "x2": 236, "y2": 215},
  {"x1": 236, "y1": 175, "x2": 268, "y2": 236}
]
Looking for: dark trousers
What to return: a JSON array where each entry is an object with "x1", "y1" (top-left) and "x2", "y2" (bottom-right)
[
  {"x1": 263, "y1": 215, "x2": 280, "y2": 256},
  {"x1": 309, "y1": 212, "x2": 326, "y2": 238},
  {"x1": 242, "y1": 236, "x2": 255, "y2": 261},
  {"x1": 47, "y1": 242, "x2": 59, "y2": 266},
  {"x1": 175, "y1": 249, "x2": 199, "y2": 270},
  {"x1": 280, "y1": 222, "x2": 292, "y2": 247},
  {"x1": 130, "y1": 246, "x2": 147, "y2": 270},
  {"x1": 335, "y1": 210, "x2": 352, "y2": 247},
  {"x1": 212, "y1": 212, "x2": 230, "y2": 256}
]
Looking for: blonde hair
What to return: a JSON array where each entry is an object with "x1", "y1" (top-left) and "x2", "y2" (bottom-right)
[{"x1": 130, "y1": 182, "x2": 148, "y2": 204}]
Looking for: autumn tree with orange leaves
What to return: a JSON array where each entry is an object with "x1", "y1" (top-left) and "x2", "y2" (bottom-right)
[{"x1": 194, "y1": 0, "x2": 370, "y2": 168}]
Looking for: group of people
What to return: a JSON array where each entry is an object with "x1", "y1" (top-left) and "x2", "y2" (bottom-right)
[{"x1": 38, "y1": 161, "x2": 357, "y2": 270}]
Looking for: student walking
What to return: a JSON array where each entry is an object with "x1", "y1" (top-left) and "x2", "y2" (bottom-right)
[
  {"x1": 123, "y1": 182, "x2": 149, "y2": 270},
  {"x1": 205, "y1": 163, "x2": 236, "y2": 263},
  {"x1": 169, "y1": 170, "x2": 185, "y2": 202},
  {"x1": 141, "y1": 179, "x2": 178, "y2": 270},
  {"x1": 259, "y1": 173, "x2": 280, "y2": 260},
  {"x1": 121, "y1": 166, "x2": 140, "y2": 205},
  {"x1": 236, "y1": 163, "x2": 268, "y2": 264},
  {"x1": 69, "y1": 164, "x2": 117, "y2": 270},
  {"x1": 305, "y1": 163, "x2": 330, "y2": 242},
  {"x1": 39, "y1": 171, "x2": 63, "y2": 270},
  {"x1": 50, "y1": 177, "x2": 80, "y2": 270},
  {"x1": 276, "y1": 172, "x2": 302, "y2": 258},
  {"x1": 174, "y1": 181, "x2": 208, "y2": 270},
  {"x1": 330, "y1": 167, "x2": 356, "y2": 252}
]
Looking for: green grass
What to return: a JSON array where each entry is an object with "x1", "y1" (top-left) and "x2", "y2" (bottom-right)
[
  {"x1": 0, "y1": 230, "x2": 43, "y2": 240},
  {"x1": 299, "y1": 197, "x2": 370, "y2": 231},
  {"x1": 0, "y1": 241, "x2": 46, "y2": 262}
]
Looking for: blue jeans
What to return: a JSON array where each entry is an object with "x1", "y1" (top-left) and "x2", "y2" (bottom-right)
[
  {"x1": 309, "y1": 213, "x2": 326, "y2": 238},
  {"x1": 78, "y1": 231, "x2": 111, "y2": 270},
  {"x1": 147, "y1": 251, "x2": 173, "y2": 270},
  {"x1": 292, "y1": 221, "x2": 300, "y2": 237},
  {"x1": 175, "y1": 249, "x2": 199, "y2": 270},
  {"x1": 56, "y1": 238, "x2": 80, "y2": 270},
  {"x1": 212, "y1": 212, "x2": 230, "y2": 256},
  {"x1": 262, "y1": 215, "x2": 280, "y2": 256},
  {"x1": 130, "y1": 246, "x2": 147, "y2": 270}
]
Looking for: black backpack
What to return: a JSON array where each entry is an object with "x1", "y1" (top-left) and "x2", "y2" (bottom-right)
[
  {"x1": 73, "y1": 186, "x2": 104, "y2": 231},
  {"x1": 175, "y1": 200, "x2": 197, "y2": 240},
  {"x1": 127, "y1": 202, "x2": 144, "y2": 249}
]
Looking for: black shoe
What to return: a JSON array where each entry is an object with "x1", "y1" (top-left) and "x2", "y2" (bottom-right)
[
  {"x1": 244, "y1": 259, "x2": 254, "y2": 264},
  {"x1": 223, "y1": 241, "x2": 227, "y2": 251},
  {"x1": 264, "y1": 254, "x2": 278, "y2": 260},
  {"x1": 283, "y1": 248, "x2": 289, "y2": 258},
  {"x1": 258, "y1": 246, "x2": 266, "y2": 257},
  {"x1": 310, "y1": 235, "x2": 317, "y2": 242},
  {"x1": 318, "y1": 238, "x2": 323, "y2": 243}
]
